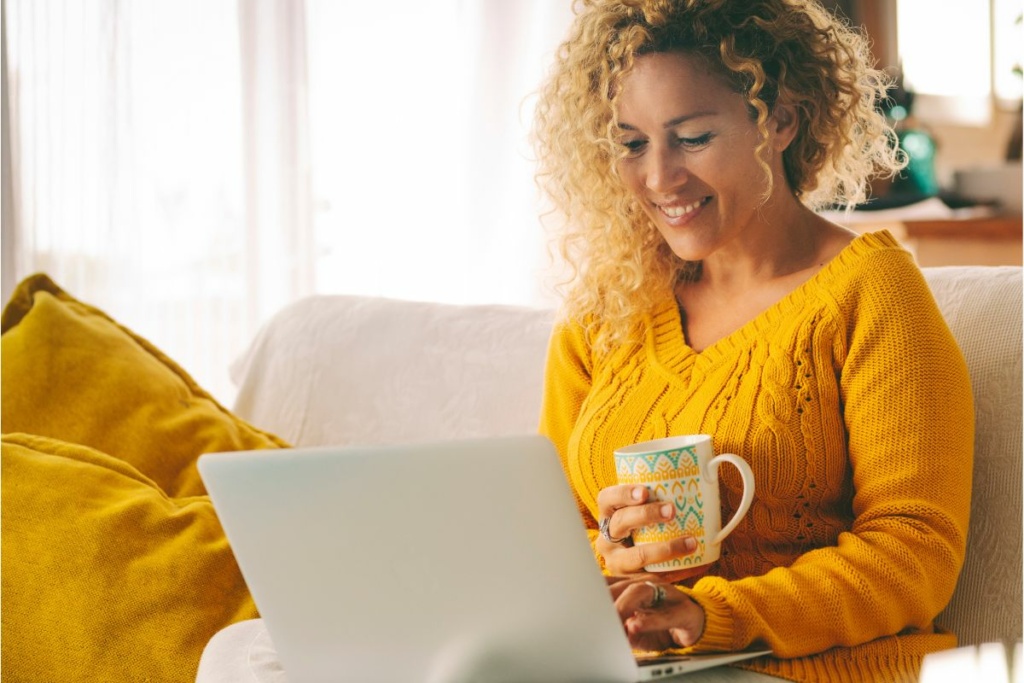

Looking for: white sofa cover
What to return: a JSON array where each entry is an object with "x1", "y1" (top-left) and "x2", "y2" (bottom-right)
[{"x1": 230, "y1": 266, "x2": 1023, "y2": 649}]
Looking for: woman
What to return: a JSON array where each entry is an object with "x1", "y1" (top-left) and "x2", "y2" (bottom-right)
[
  {"x1": 533, "y1": 0, "x2": 973, "y2": 681},
  {"x1": 197, "y1": 1, "x2": 973, "y2": 681}
]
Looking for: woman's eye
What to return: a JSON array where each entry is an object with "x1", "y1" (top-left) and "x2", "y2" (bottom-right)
[
  {"x1": 676, "y1": 133, "x2": 713, "y2": 148},
  {"x1": 621, "y1": 139, "x2": 647, "y2": 155}
]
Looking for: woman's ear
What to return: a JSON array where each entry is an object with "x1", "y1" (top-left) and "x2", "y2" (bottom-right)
[{"x1": 769, "y1": 102, "x2": 799, "y2": 152}]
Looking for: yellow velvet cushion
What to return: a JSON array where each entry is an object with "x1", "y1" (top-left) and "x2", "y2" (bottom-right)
[
  {"x1": 1, "y1": 433, "x2": 259, "y2": 681},
  {"x1": 1, "y1": 273, "x2": 288, "y2": 681},
  {"x1": 1, "y1": 273, "x2": 288, "y2": 497}
]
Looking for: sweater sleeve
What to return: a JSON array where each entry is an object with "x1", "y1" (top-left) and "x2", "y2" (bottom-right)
[
  {"x1": 538, "y1": 320, "x2": 605, "y2": 563},
  {"x1": 680, "y1": 253, "x2": 974, "y2": 658}
]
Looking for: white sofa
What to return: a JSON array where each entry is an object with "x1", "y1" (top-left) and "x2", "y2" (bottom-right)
[{"x1": 229, "y1": 266, "x2": 1023, "y2": 654}]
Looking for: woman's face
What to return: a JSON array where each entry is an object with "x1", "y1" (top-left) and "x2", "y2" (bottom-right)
[{"x1": 614, "y1": 51, "x2": 793, "y2": 263}]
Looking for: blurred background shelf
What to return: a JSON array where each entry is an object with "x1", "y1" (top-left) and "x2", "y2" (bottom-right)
[
  {"x1": 823, "y1": 193, "x2": 1023, "y2": 268},
  {"x1": 850, "y1": 214, "x2": 1022, "y2": 267}
]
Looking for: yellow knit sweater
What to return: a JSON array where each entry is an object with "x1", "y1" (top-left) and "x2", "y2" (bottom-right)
[{"x1": 539, "y1": 232, "x2": 974, "y2": 683}]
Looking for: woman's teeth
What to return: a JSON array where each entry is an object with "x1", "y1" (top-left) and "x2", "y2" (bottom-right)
[{"x1": 660, "y1": 198, "x2": 705, "y2": 218}]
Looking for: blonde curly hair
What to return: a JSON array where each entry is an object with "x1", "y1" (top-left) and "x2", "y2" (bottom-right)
[{"x1": 533, "y1": 0, "x2": 905, "y2": 349}]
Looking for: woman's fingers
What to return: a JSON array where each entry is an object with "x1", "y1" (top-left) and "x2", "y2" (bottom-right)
[
  {"x1": 626, "y1": 604, "x2": 705, "y2": 649},
  {"x1": 600, "y1": 533, "x2": 700, "y2": 576},
  {"x1": 597, "y1": 499, "x2": 677, "y2": 554},
  {"x1": 608, "y1": 501, "x2": 676, "y2": 539},
  {"x1": 596, "y1": 484, "x2": 704, "y2": 576},
  {"x1": 606, "y1": 575, "x2": 639, "y2": 598},
  {"x1": 612, "y1": 579, "x2": 657, "y2": 618},
  {"x1": 614, "y1": 579, "x2": 706, "y2": 649},
  {"x1": 596, "y1": 484, "x2": 648, "y2": 519}
]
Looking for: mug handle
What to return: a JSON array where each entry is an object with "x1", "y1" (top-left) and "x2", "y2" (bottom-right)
[{"x1": 707, "y1": 454, "x2": 755, "y2": 545}]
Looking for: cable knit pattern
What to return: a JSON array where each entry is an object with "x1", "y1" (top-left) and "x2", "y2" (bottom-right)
[{"x1": 539, "y1": 231, "x2": 974, "y2": 682}]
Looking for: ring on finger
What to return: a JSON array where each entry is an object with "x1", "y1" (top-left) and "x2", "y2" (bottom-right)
[
  {"x1": 599, "y1": 516, "x2": 630, "y2": 545},
  {"x1": 644, "y1": 581, "x2": 667, "y2": 609}
]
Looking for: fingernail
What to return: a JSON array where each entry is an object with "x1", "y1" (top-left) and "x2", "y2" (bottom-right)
[
  {"x1": 684, "y1": 537, "x2": 697, "y2": 551},
  {"x1": 632, "y1": 487, "x2": 645, "y2": 501},
  {"x1": 660, "y1": 504, "x2": 673, "y2": 519}
]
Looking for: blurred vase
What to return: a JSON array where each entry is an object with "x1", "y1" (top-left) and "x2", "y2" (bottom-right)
[{"x1": 897, "y1": 127, "x2": 940, "y2": 197}]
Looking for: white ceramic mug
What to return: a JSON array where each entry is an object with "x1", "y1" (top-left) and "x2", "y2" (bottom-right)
[{"x1": 613, "y1": 435, "x2": 754, "y2": 571}]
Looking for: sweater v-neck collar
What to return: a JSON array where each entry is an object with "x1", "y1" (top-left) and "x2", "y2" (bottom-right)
[{"x1": 647, "y1": 230, "x2": 901, "y2": 374}]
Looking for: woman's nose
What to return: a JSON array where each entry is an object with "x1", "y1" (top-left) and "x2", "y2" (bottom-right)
[{"x1": 645, "y1": 147, "x2": 686, "y2": 193}]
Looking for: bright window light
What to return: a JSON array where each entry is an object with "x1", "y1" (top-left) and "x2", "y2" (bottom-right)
[
  {"x1": 897, "y1": 0, "x2": 992, "y2": 98},
  {"x1": 993, "y1": 0, "x2": 1024, "y2": 102}
]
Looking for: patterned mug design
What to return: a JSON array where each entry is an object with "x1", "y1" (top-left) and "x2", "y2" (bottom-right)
[
  {"x1": 615, "y1": 446, "x2": 709, "y2": 568},
  {"x1": 614, "y1": 436, "x2": 755, "y2": 572}
]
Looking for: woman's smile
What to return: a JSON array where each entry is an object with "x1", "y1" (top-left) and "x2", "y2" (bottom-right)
[{"x1": 655, "y1": 196, "x2": 711, "y2": 224}]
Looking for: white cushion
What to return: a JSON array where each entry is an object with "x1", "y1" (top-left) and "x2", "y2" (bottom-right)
[{"x1": 230, "y1": 295, "x2": 553, "y2": 448}]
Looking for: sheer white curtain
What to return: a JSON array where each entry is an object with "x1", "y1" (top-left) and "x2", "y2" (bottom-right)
[
  {"x1": 237, "y1": 0, "x2": 315, "y2": 329},
  {"x1": 305, "y1": 0, "x2": 572, "y2": 305},
  {"x1": 3, "y1": 0, "x2": 572, "y2": 404},
  {"x1": 3, "y1": 0, "x2": 257, "y2": 403}
]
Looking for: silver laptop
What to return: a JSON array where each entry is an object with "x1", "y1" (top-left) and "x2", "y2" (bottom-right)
[{"x1": 198, "y1": 435, "x2": 769, "y2": 683}]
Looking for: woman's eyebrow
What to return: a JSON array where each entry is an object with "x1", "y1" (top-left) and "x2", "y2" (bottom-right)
[{"x1": 617, "y1": 110, "x2": 718, "y2": 131}]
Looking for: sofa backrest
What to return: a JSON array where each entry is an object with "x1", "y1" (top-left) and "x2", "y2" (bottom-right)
[
  {"x1": 230, "y1": 294, "x2": 554, "y2": 448},
  {"x1": 231, "y1": 266, "x2": 1022, "y2": 647}
]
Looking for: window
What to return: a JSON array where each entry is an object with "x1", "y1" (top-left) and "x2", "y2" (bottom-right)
[
  {"x1": 897, "y1": 0, "x2": 1022, "y2": 124},
  {"x1": 4, "y1": 0, "x2": 573, "y2": 403}
]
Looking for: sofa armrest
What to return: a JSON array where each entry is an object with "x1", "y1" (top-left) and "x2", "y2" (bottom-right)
[{"x1": 924, "y1": 266, "x2": 1022, "y2": 646}]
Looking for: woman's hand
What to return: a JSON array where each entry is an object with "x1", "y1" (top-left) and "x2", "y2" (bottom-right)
[
  {"x1": 596, "y1": 484, "x2": 706, "y2": 582},
  {"x1": 608, "y1": 576, "x2": 706, "y2": 651}
]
